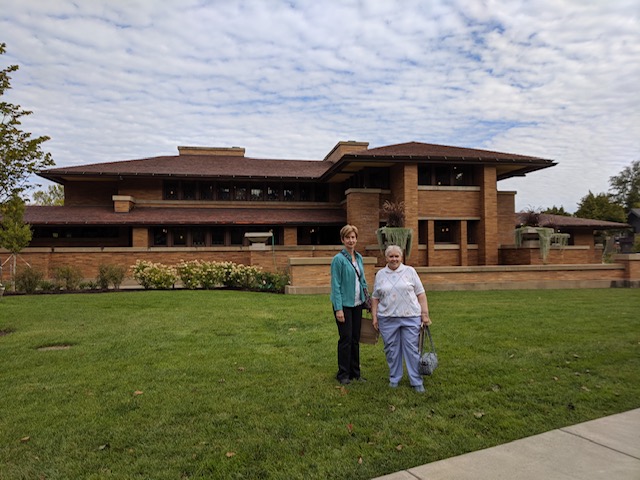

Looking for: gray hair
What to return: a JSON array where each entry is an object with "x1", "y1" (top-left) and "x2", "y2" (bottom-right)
[{"x1": 384, "y1": 244, "x2": 403, "y2": 257}]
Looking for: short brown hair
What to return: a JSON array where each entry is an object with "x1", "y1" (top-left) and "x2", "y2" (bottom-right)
[{"x1": 340, "y1": 224, "x2": 359, "y2": 240}]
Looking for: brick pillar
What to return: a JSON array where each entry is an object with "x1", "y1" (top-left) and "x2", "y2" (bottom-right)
[
  {"x1": 345, "y1": 189, "x2": 381, "y2": 249},
  {"x1": 389, "y1": 164, "x2": 419, "y2": 265},
  {"x1": 426, "y1": 220, "x2": 435, "y2": 266},
  {"x1": 479, "y1": 166, "x2": 499, "y2": 265},
  {"x1": 132, "y1": 228, "x2": 149, "y2": 247},
  {"x1": 283, "y1": 227, "x2": 297, "y2": 246},
  {"x1": 459, "y1": 220, "x2": 468, "y2": 266}
]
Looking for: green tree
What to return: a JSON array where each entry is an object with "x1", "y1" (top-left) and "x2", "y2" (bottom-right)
[
  {"x1": 1, "y1": 43, "x2": 54, "y2": 203},
  {"x1": 542, "y1": 205, "x2": 572, "y2": 216},
  {"x1": 609, "y1": 160, "x2": 640, "y2": 212},
  {"x1": 0, "y1": 194, "x2": 32, "y2": 290},
  {"x1": 574, "y1": 191, "x2": 627, "y2": 223},
  {"x1": 31, "y1": 184, "x2": 64, "y2": 205}
]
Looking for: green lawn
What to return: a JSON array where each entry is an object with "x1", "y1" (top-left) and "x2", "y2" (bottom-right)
[{"x1": 1, "y1": 289, "x2": 639, "y2": 479}]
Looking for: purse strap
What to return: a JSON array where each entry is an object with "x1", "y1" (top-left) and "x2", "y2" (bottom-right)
[
  {"x1": 419, "y1": 325, "x2": 436, "y2": 355},
  {"x1": 341, "y1": 250, "x2": 367, "y2": 289}
]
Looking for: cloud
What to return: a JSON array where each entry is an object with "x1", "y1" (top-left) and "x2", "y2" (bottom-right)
[{"x1": 1, "y1": 0, "x2": 638, "y2": 211}]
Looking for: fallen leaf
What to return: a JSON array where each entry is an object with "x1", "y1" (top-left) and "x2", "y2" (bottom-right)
[
  {"x1": 237, "y1": 367, "x2": 245, "y2": 372},
  {"x1": 553, "y1": 376, "x2": 559, "y2": 381},
  {"x1": 358, "y1": 456, "x2": 363, "y2": 464},
  {"x1": 347, "y1": 424, "x2": 354, "y2": 434},
  {"x1": 388, "y1": 404, "x2": 396, "y2": 412},
  {"x1": 98, "y1": 443, "x2": 110, "y2": 451},
  {"x1": 474, "y1": 411, "x2": 485, "y2": 419},
  {"x1": 581, "y1": 386, "x2": 591, "y2": 392},
  {"x1": 226, "y1": 451, "x2": 236, "y2": 458},
  {"x1": 491, "y1": 384, "x2": 501, "y2": 392},
  {"x1": 133, "y1": 390, "x2": 143, "y2": 396},
  {"x1": 20, "y1": 436, "x2": 30, "y2": 443},
  {"x1": 396, "y1": 444, "x2": 403, "y2": 451}
]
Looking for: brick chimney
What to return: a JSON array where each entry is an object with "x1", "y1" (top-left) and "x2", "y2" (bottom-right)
[
  {"x1": 178, "y1": 146, "x2": 245, "y2": 156},
  {"x1": 323, "y1": 141, "x2": 369, "y2": 163}
]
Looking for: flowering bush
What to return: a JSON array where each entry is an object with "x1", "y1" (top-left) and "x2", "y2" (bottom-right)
[
  {"x1": 132, "y1": 260, "x2": 177, "y2": 289},
  {"x1": 133, "y1": 259, "x2": 288, "y2": 293}
]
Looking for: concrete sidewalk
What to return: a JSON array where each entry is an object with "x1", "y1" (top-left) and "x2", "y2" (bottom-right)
[{"x1": 373, "y1": 408, "x2": 640, "y2": 480}]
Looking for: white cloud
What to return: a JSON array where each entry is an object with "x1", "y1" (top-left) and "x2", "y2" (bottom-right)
[{"x1": 1, "y1": 0, "x2": 638, "y2": 211}]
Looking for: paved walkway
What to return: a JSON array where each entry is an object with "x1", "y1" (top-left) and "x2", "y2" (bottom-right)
[{"x1": 373, "y1": 408, "x2": 640, "y2": 480}]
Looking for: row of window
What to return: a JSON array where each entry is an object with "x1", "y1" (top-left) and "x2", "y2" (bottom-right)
[
  {"x1": 164, "y1": 181, "x2": 329, "y2": 202},
  {"x1": 162, "y1": 165, "x2": 476, "y2": 202}
]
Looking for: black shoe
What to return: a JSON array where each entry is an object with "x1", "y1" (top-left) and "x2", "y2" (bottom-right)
[
  {"x1": 351, "y1": 377, "x2": 367, "y2": 383},
  {"x1": 338, "y1": 377, "x2": 351, "y2": 385}
]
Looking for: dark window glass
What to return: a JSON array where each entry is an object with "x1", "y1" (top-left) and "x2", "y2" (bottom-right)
[
  {"x1": 230, "y1": 227, "x2": 245, "y2": 245},
  {"x1": 418, "y1": 166, "x2": 432, "y2": 185},
  {"x1": 315, "y1": 185, "x2": 328, "y2": 202},
  {"x1": 153, "y1": 228, "x2": 168, "y2": 246},
  {"x1": 182, "y1": 182, "x2": 196, "y2": 200},
  {"x1": 211, "y1": 228, "x2": 225, "y2": 245},
  {"x1": 193, "y1": 228, "x2": 207, "y2": 246},
  {"x1": 164, "y1": 182, "x2": 179, "y2": 200},
  {"x1": 173, "y1": 228, "x2": 187, "y2": 246},
  {"x1": 283, "y1": 184, "x2": 296, "y2": 201},
  {"x1": 267, "y1": 186, "x2": 280, "y2": 201},
  {"x1": 453, "y1": 165, "x2": 474, "y2": 186},
  {"x1": 299, "y1": 185, "x2": 311, "y2": 201},
  {"x1": 435, "y1": 166, "x2": 450, "y2": 186},
  {"x1": 250, "y1": 187, "x2": 263, "y2": 201},
  {"x1": 434, "y1": 220, "x2": 456, "y2": 243},
  {"x1": 217, "y1": 184, "x2": 231, "y2": 201},
  {"x1": 234, "y1": 185, "x2": 247, "y2": 201},
  {"x1": 467, "y1": 220, "x2": 479, "y2": 244},
  {"x1": 201, "y1": 182, "x2": 214, "y2": 200}
]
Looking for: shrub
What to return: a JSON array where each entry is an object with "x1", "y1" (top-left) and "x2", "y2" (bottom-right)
[
  {"x1": 199, "y1": 261, "x2": 225, "y2": 289},
  {"x1": 39, "y1": 280, "x2": 59, "y2": 292},
  {"x1": 97, "y1": 264, "x2": 127, "y2": 290},
  {"x1": 14, "y1": 267, "x2": 44, "y2": 294},
  {"x1": 176, "y1": 260, "x2": 203, "y2": 289},
  {"x1": 53, "y1": 266, "x2": 83, "y2": 291},
  {"x1": 253, "y1": 270, "x2": 290, "y2": 293},
  {"x1": 132, "y1": 260, "x2": 176, "y2": 289}
]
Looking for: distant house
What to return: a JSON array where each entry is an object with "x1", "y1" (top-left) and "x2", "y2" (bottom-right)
[{"x1": 2, "y1": 140, "x2": 638, "y2": 290}]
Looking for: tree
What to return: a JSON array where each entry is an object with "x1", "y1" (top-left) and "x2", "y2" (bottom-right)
[
  {"x1": 609, "y1": 160, "x2": 640, "y2": 212},
  {"x1": 0, "y1": 194, "x2": 32, "y2": 290},
  {"x1": 574, "y1": 191, "x2": 627, "y2": 223},
  {"x1": 31, "y1": 184, "x2": 64, "y2": 206},
  {"x1": 542, "y1": 205, "x2": 572, "y2": 216},
  {"x1": 1, "y1": 43, "x2": 55, "y2": 203}
]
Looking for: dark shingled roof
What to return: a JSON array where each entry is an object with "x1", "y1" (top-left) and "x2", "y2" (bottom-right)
[
  {"x1": 39, "y1": 155, "x2": 330, "y2": 182},
  {"x1": 23, "y1": 206, "x2": 346, "y2": 226},
  {"x1": 354, "y1": 142, "x2": 552, "y2": 161},
  {"x1": 516, "y1": 213, "x2": 630, "y2": 230}
]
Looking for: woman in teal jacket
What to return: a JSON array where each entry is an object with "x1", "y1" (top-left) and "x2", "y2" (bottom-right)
[{"x1": 330, "y1": 224, "x2": 369, "y2": 385}]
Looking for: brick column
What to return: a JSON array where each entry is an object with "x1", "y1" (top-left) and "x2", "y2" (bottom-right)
[
  {"x1": 283, "y1": 227, "x2": 297, "y2": 246},
  {"x1": 132, "y1": 227, "x2": 149, "y2": 247},
  {"x1": 345, "y1": 189, "x2": 381, "y2": 249},
  {"x1": 459, "y1": 220, "x2": 468, "y2": 266},
  {"x1": 479, "y1": 166, "x2": 499, "y2": 265}
]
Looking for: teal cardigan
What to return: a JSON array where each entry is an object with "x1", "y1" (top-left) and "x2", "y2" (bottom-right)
[{"x1": 330, "y1": 249, "x2": 368, "y2": 311}]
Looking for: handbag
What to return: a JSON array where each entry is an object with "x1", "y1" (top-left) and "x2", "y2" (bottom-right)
[
  {"x1": 418, "y1": 326, "x2": 438, "y2": 375},
  {"x1": 359, "y1": 310, "x2": 379, "y2": 344},
  {"x1": 341, "y1": 250, "x2": 371, "y2": 311}
]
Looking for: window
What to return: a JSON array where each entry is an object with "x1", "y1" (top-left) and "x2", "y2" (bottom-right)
[
  {"x1": 467, "y1": 220, "x2": 479, "y2": 244},
  {"x1": 234, "y1": 185, "x2": 247, "y2": 201},
  {"x1": 434, "y1": 220, "x2": 457, "y2": 243},
  {"x1": 164, "y1": 182, "x2": 179, "y2": 200},
  {"x1": 250, "y1": 186, "x2": 264, "y2": 201},
  {"x1": 267, "y1": 186, "x2": 280, "y2": 201},
  {"x1": 418, "y1": 165, "x2": 475, "y2": 186},
  {"x1": 192, "y1": 228, "x2": 206, "y2": 247},
  {"x1": 217, "y1": 184, "x2": 231, "y2": 201},
  {"x1": 153, "y1": 228, "x2": 168, "y2": 246},
  {"x1": 173, "y1": 228, "x2": 188, "y2": 246},
  {"x1": 283, "y1": 184, "x2": 296, "y2": 201},
  {"x1": 201, "y1": 182, "x2": 214, "y2": 200},
  {"x1": 182, "y1": 182, "x2": 196, "y2": 200}
]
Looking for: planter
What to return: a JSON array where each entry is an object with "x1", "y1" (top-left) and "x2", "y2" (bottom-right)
[{"x1": 376, "y1": 227, "x2": 413, "y2": 258}]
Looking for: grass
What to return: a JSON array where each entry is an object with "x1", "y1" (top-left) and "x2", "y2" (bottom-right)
[{"x1": 0, "y1": 288, "x2": 638, "y2": 479}]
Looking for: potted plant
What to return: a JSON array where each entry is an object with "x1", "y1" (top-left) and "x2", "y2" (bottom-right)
[
  {"x1": 376, "y1": 200, "x2": 413, "y2": 258},
  {"x1": 515, "y1": 209, "x2": 554, "y2": 262}
]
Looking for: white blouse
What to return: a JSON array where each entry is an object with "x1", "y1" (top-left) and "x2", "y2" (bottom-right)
[{"x1": 372, "y1": 263, "x2": 425, "y2": 317}]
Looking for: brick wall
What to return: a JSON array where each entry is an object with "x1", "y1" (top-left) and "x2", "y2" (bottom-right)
[
  {"x1": 417, "y1": 189, "x2": 481, "y2": 217},
  {"x1": 345, "y1": 189, "x2": 382, "y2": 247}
]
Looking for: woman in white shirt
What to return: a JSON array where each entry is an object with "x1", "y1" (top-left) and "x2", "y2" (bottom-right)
[{"x1": 371, "y1": 245, "x2": 432, "y2": 393}]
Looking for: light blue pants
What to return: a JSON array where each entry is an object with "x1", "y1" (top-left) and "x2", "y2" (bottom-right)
[{"x1": 378, "y1": 316, "x2": 423, "y2": 387}]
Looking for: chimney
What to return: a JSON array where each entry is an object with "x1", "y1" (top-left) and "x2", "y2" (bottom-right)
[
  {"x1": 323, "y1": 141, "x2": 369, "y2": 163},
  {"x1": 178, "y1": 146, "x2": 245, "y2": 156}
]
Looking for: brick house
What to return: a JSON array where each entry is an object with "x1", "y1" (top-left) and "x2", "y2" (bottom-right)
[{"x1": 3, "y1": 140, "x2": 639, "y2": 290}]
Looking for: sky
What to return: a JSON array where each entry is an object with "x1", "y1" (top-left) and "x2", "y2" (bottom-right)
[{"x1": 1, "y1": 0, "x2": 639, "y2": 212}]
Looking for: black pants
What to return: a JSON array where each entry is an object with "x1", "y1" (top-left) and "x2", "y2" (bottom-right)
[{"x1": 335, "y1": 305, "x2": 363, "y2": 381}]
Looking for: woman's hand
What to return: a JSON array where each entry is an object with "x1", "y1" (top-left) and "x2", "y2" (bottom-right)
[
  {"x1": 372, "y1": 317, "x2": 379, "y2": 331},
  {"x1": 421, "y1": 312, "x2": 432, "y2": 326},
  {"x1": 335, "y1": 310, "x2": 345, "y2": 323}
]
